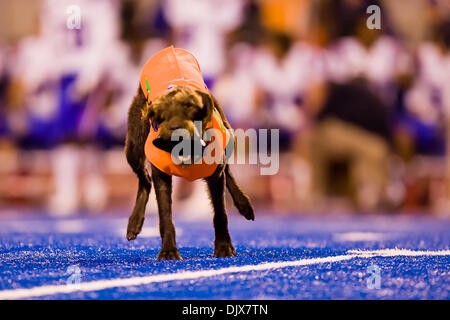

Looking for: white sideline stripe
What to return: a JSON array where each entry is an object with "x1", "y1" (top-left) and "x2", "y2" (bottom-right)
[
  {"x1": 0, "y1": 249, "x2": 448, "y2": 300},
  {"x1": 348, "y1": 248, "x2": 450, "y2": 257}
]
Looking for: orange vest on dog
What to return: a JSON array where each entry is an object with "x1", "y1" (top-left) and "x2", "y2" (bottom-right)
[{"x1": 140, "y1": 46, "x2": 230, "y2": 181}]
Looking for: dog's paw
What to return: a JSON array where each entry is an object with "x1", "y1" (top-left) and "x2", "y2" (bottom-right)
[
  {"x1": 213, "y1": 242, "x2": 236, "y2": 258},
  {"x1": 237, "y1": 199, "x2": 255, "y2": 221},
  {"x1": 157, "y1": 248, "x2": 182, "y2": 260},
  {"x1": 126, "y1": 214, "x2": 145, "y2": 241}
]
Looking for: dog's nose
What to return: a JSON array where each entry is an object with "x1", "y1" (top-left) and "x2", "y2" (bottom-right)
[
  {"x1": 153, "y1": 137, "x2": 179, "y2": 153},
  {"x1": 170, "y1": 124, "x2": 182, "y2": 131}
]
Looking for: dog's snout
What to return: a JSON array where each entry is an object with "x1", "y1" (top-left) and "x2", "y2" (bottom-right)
[{"x1": 170, "y1": 124, "x2": 182, "y2": 131}]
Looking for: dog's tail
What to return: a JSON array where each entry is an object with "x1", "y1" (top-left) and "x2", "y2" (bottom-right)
[{"x1": 225, "y1": 165, "x2": 255, "y2": 221}]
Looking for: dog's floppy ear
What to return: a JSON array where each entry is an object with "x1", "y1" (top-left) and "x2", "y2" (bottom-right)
[
  {"x1": 141, "y1": 102, "x2": 154, "y2": 123},
  {"x1": 129, "y1": 85, "x2": 153, "y2": 124},
  {"x1": 196, "y1": 91, "x2": 213, "y2": 128},
  {"x1": 140, "y1": 85, "x2": 154, "y2": 123}
]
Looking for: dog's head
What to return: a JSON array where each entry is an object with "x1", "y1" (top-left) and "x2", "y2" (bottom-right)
[{"x1": 142, "y1": 85, "x2": 213, "y2": 158}]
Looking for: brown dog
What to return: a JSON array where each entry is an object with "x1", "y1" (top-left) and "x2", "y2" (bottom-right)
[{"x1": 124, "y1": 83, "x2": 254, "y2": 259}]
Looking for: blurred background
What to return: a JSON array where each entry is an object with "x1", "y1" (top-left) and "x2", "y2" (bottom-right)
[{"x1": 0, "y1": 0, "x2": 449, "y2": 218}]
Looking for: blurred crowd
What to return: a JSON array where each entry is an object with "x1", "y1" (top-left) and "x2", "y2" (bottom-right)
[{"x1": 0, "y1": 0, "x2": 450, "y2": 216}]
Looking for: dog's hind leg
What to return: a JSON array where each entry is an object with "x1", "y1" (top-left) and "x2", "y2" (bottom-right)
[
  {"x1": 206, "y1": 170, "x2": 236, "y2": 257},
  {"x1": 225, "y1": 165, "x2": 255, "y2": 221},
  {"x1": 125, "y1": 140, "x2": 152, "y2": 240},
  {"x1": 208, "y1": 95, "x2": 254, "y2": 221},
  {"x1": 151, "y1": 164, "x2": 181, "y2": 260}
]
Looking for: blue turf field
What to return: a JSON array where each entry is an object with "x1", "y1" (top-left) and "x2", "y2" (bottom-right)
[{"x1": 0, "y1": 212, "x2": 448, "y2": 300}]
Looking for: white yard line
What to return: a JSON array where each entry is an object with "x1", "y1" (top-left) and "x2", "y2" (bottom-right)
[{"x1": 0, "y1": 248, "x2": 448, "y2": 300}]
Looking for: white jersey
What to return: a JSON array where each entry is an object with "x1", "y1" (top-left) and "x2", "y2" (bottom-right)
[
  {"x1": 251, "y1": 41, "x2": 324, "y2": 130},
  {"x1": 416, "y1": 42, "x2": 450, "y2": 91},
  {"x1": 406, "y1": 42, "x2": 450, "y2": 121},
  {"x1": 212, "y1": 43, "x2": 258, "y2": 126},
  {"x1": 252, "y1": 41, "x2": 325, "y2": 97},
  {"x1": 163, "y1": 0, "x2": 244, "y2": 80},
  {"x1": 325, "y1": 36, "x2": 409, "y2": 86},
  {"x1": 11, "y1": 0, "x2": 135, "y2": 135}
]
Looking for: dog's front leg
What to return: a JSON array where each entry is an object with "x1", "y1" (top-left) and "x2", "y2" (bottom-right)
[
  {"x1": 151, "y1": 164, "x2": 182, "y2": 260},
  {"x1": 205, "y1": 171, "x2": 236, "y2": 257},
  {"x1": 125, "y1": 141, "x2": 152, "y2": 241}
]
